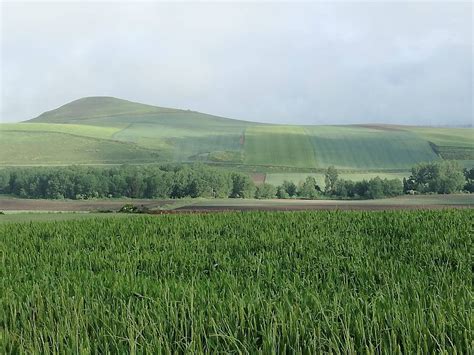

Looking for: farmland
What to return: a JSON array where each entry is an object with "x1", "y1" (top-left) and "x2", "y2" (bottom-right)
[
  {"x1": 1, "y1": 210, "x2": 472, "y2": 353},
  {"x1": 1, "y1": 97, "x2": 472, "y2": 173},
  {"x1": 304, "y1": 126, "x2": 439, "y2": 169},
  {"x1": 243, "y1": 126, "x2": 317, "y2": 168}
]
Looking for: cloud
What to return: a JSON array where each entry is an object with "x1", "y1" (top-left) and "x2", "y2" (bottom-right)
[{"x1": 1, "y1": 1, "x2": 472, "y2": 125}]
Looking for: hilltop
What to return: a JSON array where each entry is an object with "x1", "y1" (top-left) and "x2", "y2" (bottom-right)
[
  {"x1": 1, "y1": 97, "x2": 473, "y2": 184},
  {"x1": 27, "y1": 96, "x2": 251, "y2": 126}
]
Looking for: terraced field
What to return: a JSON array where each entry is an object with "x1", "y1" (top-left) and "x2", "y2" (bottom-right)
[{"x1": 1, "y1": 97, "x2": 472, "y2": 171}]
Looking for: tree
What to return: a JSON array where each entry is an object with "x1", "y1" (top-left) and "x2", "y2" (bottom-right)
[
  {"x1": 324, "y1": 166, "x2": 339, "y2": 194},
  {"x1": 382, "y1": 178, "x2": 403, "y2": 197},
  {"x1": 255, "y1": 183, "x2": 276, "y2": 199},
  {"x1": 230, "y1": 173, "x2": 255, "y2": 198},
  {"x1": 464, "y1": 168, "x2": 474, "y2": 192},
  {"x1": 276, "y1": 185, "x2": 290, "y2": 199},
  {"x1": 298, "y1": 176, "x2": 320, "y2": 199},
  {"x1": 409, "y1": 161, "x2": 465, "y2": 194},
  {"x1": 366, "y1": 177, "x2": 384, "y2": 199},
  {"x1": 333, "y1": 179, "x2": 354, "y2": 198},
  {"x1": 281, "y1": 180, "x2": 297, "y2": 197},
  {"x1": 436, "y1": 161, "x2": 465, "y2": 194}
]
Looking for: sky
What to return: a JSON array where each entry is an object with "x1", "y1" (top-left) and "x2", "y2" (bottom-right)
[{"x1": 1, "y1": 0, "x2": 472, "y2": 125}]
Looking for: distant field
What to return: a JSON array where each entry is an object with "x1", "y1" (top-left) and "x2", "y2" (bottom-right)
[
  {"x1": 2, "y1": 210, "x2": 472, "y2": 352},
  {"x1": 244, "y1": 126, "x2": 317, "y2": 168},
  {"x1": 265, "y1": 172, "x2": 410, "y2": 186},
  {"x1": 1, "y1": 97, "x2": 472, "y2": 170},
  {"x1": 411, "y1": 127, "x2": 474, "y2": 147},
  {"x1": 304, "y1": 126, "x2": 439, "y2": 169}
]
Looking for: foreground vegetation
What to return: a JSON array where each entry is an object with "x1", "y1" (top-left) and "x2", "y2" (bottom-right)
[{"x1": 1, "y1": 210, "x2": 472, "y2": 353}]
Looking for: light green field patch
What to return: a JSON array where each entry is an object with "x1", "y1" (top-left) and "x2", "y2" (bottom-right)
[
  {"x1": 244, "y1": 126, "x2": 317, "y2": 168},
  {"x1": 1, "y1": 123, "x2": 122, "y2": 139},
  {"x1": 265, "y1": 172, "x2": 409, "y2": 187},
  {"x1": 409, "y1": 127, "x2": 474, "y2": 148},
  {"x1": 108, "y1": 112, "x2": 249, "y2": 161},
  {"x1": 304, "y1": 126, "x2": 439, "y2": 170},
  {"x1": 0, "y1": 131, "x2": 159, "y2": 165}
]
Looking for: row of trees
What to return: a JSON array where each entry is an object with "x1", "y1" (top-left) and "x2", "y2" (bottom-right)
[
  {"x1": 0, "y1": 165, "x2": 255, "y2": 200},
  {"x1": 0, "y1": 161, "x2": 470, "y2": 201}
]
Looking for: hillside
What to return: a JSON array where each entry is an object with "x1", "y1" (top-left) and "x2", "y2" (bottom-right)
[{"x1": 1, "y1": 97, "x2": 473, "y2": 174}]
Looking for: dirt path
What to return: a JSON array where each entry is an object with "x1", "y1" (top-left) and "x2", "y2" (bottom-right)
[{"x1": 1, "y1": 195, "x2": 472, "y2": 212}]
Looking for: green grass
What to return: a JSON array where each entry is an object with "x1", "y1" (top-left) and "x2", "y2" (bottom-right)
[
  {"x1": 244, "y1": 126, "x2": 317, "y2": 168},
  {"x1": 1, "y1": 210, "x2": 472, "y2": 353},
  {"x1": 265, "y1": 172, "x2": 410, "y2": 186},
  {"x1": 304, "y1": 126, "x2": 440, "y2": 169}
]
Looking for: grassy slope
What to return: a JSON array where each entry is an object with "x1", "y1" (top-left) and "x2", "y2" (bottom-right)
[
  {"x1": 0, "y1": 131, "x2": 159, "y2": 165},
  {"x1": 26, "y1": 96, "x2": 173, "y2": 123},
  {"x1": 2, "y1": 97, "x2": 472, "y2": 170},
  {"x1": 1, "y1": 122, "x2": 122, "y2": 139}
]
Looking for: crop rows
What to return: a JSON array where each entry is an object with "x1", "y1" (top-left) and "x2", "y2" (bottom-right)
[{"x1": 1, "y1": 210, "x2": 472, "y2": 353}]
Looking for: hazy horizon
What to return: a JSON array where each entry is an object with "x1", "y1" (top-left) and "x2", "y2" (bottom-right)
[{"x1": 1, "y1": 1, "x2": 472, "y2": 126}]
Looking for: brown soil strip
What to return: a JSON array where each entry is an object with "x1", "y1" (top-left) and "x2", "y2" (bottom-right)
[{"x1": 0, "y1": 199, "x2": 171, "y2": 212}]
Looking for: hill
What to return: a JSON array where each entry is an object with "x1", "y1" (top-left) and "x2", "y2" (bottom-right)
[{"x1": 1, "y1": 97, "x2": 473, "y2": 175}]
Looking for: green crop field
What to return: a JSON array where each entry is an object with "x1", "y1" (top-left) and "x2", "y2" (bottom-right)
[
  {"x1": 244, "y1": 126, "x2": 317, "y2": 168},
  {"x1": 1, "y1": 97, "x2": 472, "y2": 170},
  {"x1": 1, "y1": 210, "x2": 472, "y2": 353},
  {"x1": 304, "y1": 126, "x2": 440, "y2": 169}
]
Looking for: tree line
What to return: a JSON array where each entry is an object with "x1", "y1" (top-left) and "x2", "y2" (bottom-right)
[
  {"x1": 0, "y1": 160, "x2": 471, "y2": 201},
  {"x1": 403, "y1": 160, "x2": 473, "y2": 194},
  {"x1": 0, "y1": 165, "x2": 255, "y2": 200}
]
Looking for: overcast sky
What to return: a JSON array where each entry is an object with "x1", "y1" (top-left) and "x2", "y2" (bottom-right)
[{"x1": 1, "y1": 1, "x2": 472, "y2": 125}]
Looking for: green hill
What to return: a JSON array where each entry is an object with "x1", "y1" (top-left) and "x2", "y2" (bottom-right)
[{"x1": 1, "y1": 97, "x2": 473, "y2": 172}]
